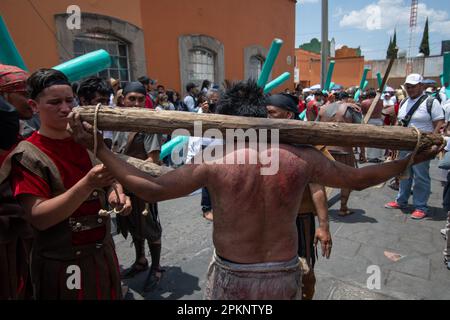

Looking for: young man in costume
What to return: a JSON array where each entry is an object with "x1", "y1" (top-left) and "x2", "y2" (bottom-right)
[
  {"x1": 318, "y1": 92, "x2": 363, "y2": 216},
  {"x1": 111, "y1": 81, "x2": 164, "y2": 291},
  {"x1": 266, "y1": 93, "x2": 332, "y2": 300},
  {"x1": 9, "y1": 69, "x2": 131, "y2": 300},
  {"x1": 69, "y1": 80, "x2": 443, "y2": 300}
]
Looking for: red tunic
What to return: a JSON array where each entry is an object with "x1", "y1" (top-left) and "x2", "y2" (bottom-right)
[
  {"x1": 11, "y1": 132, "x2": 105, "y2": 245},
  {"x1": 383, "y1": 101, "x2": 400, "y2": 126},
  {"x1": 298, "y1": 100, "x2": 306, "y2": 114}
]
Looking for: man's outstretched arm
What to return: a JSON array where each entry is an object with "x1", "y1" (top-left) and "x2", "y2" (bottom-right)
[
  {"x1": 301, "y1": 145, "x2": 442, "y2": 191},
  {"x1": 68, "y1": 113, "x2": 207, "y2": 203}
]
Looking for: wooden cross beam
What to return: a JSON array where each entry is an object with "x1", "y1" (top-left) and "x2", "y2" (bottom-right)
[{"x1": 72, "y1": 106, "x2": 443, "y2": 151}]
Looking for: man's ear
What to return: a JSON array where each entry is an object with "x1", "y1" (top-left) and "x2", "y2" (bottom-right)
[{"x1": 28, "y1": 99, "x2": 39, "y2": 113}]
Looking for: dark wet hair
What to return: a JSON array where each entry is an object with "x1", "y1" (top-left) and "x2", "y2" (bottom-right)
[
  {"x1": 215, "y1": 79, "x2": 267, "y2": 118},
  {"x1": 27, "y1": 68, "x2": 71, "y2": 100},
  {"x1": 77, "y1": 76, "x2": 112, "y2": 104}
]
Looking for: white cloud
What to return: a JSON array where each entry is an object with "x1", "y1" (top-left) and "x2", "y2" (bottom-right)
[{"x1": 339, "y1": 0, "x2": 450, "y2": 36}]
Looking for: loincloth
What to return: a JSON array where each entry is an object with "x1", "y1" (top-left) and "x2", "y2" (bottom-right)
[
  {"x1": 296, "y1": 213, "x2": 316, "y2": 269},
  {"x1": 116, "y1": 195, "x2": 161, "y2": 242},
  {"x1": 204, "y1": 252, "x2": 302, "y2": 300}
]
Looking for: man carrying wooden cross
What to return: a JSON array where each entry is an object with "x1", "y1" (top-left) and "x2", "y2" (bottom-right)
[{"x1": 68, "y1": 80, "x2": 443, "y2": 300}]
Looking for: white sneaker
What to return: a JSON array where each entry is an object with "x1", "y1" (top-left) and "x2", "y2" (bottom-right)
[{"x1": 441, "y1": 229, "x2": 448, "y2": 240}]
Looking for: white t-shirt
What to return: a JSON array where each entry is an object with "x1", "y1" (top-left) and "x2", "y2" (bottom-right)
[
  {"x1": 382, "y1": 95, "x2": 397, "y2": 106},
  {"x1": 185, "y1": 108, "x2": 223, "y2": 163},
  {"x1": 397, "y1": 95, "x2": 444, "y2": 132}
]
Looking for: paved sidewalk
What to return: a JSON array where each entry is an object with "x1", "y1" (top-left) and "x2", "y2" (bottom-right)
[{"x1": 114, "y1": 160, "x2": 450, "y2": 300}]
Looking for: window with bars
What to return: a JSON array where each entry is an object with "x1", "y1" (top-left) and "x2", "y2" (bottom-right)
[
  {"x1": 188, "y1": 48, "x2": 215, "y2": 85},
  {"x1": 248, "y1": 55, "x2": 264, "y2": 81},
  {"x1": 74, "y1": 34, "x2": 130, "y2": 87}
]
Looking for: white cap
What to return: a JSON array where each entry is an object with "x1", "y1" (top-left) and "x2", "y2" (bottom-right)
[{"x1": 404, "y1": 73, "x2": 423, "y2": 85}]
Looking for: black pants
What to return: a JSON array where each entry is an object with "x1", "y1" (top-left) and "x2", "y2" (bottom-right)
[{"x1": 201, "y1": 187, "x2": 212, "y2": 213}]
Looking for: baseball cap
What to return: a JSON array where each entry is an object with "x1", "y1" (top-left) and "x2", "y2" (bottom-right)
[
  {"x1": 404, "y1": 74, "x2": 423, "y2": 86},
  {"x1": 384, "y1": 86, "x2": 394, "y2": 93}
]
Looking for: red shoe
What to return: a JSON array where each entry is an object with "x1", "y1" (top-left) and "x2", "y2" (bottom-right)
[
  {"x1": 384, "y1": 201, "x2": 404, "y2": 209},
  {"x1": 411, "y1": 210, "x2": 427, "y2": 220}
]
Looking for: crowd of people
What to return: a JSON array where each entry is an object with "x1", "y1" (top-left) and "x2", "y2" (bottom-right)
[
  {"x1": 0, "y1": 61, "x2": 448, "y2": 301},
  {"x1": 291, "y1": 74, "x2": 448, "y2": 221}
]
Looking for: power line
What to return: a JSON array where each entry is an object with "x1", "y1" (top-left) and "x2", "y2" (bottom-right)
[
  {"x1": 26, "y1": 0, "x2": 72, "y2": 59},
  {"x1": 295, "y1": 21, "x2": 429, "y2": 37}
]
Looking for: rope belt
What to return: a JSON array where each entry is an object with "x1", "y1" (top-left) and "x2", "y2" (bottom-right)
[
  {"x1": 92, "y1": 103, "x2": 125, "y2": 217},
  {"x1": 92, "y1": 104, "x2": 148, "y2": 217}
]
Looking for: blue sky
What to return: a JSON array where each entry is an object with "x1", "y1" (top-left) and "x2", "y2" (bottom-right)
[{"x1": 296, "y1": 0, "x2": 450, "y2": 60}]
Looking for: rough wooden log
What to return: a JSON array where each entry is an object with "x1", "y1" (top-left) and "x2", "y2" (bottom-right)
[
  {"x1": 90, "y1": 152, "x2": 172, "y2": 176},
  {"x1": 73, "y1": 106, "x2": 444, "y2": 151},
  {"x1": 115, "y1": 154, "x2": 172, "y2": 176}
]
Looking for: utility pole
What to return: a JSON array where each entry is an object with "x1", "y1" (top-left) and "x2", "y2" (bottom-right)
[{"x1": 321, "y1": 0, "x2": 329, "y2": 90}]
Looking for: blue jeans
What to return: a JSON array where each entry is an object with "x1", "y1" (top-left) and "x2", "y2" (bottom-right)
[{"x1": 396, "y1": 151, "x2": 431, "y2": 212}]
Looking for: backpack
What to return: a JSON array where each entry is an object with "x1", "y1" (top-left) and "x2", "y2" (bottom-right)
[
  {"x1": 177, "y1": 101, "x2": 189, "y2": 112},
  {"x1": 179, "y1": 95, "x2": 198, "y2": 112}
]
